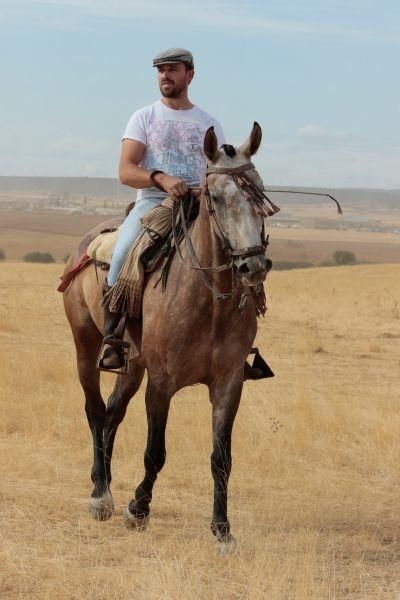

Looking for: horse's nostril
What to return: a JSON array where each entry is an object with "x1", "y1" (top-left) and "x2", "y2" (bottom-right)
[
  {"x1": 265, "y1": 258, "x2": 273, "y2": 272},
  {"x1": 238, "y1": 263, "x2": 250, "y2": 274}
]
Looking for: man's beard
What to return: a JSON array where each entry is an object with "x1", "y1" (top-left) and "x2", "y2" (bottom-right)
[{"x1": 159, "y1": 81, "x2": 186, "y2": 98}]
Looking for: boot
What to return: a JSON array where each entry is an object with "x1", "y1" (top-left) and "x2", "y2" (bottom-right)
[{"x1": 97, "y1": 284, "x2": 130, "y2": 373}]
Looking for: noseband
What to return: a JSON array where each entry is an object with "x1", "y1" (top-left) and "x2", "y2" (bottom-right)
[{"x1": 204, "y1": 162, "x2": 280, "y2": 261}]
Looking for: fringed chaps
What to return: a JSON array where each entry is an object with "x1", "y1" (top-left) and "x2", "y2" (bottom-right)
[{"x1": 107, "y1": 196, "x2": 175, "y2": 317}]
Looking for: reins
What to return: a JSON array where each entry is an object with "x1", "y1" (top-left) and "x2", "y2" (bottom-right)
[{"x1": 171, "y1": 198, "x2": 235, "y2": 301}]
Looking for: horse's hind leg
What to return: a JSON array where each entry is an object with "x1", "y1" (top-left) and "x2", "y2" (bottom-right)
[
  {"x1": 103, "y1": 363, "x2": 145, "y2": 485},
  {"x1": 71, "y1": 318, "x2": 113, "y2": 520},
  {"x1": 123, "y1": 380, "x2": 171, "y2": 528}
]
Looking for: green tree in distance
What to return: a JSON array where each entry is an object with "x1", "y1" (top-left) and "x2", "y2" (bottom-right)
[
  {"x1": 23, "y1": 252, "x2": 55, "y2": 264},
  {"x1": 333, "y1": 250, "x2": 356, "y2": 265}
]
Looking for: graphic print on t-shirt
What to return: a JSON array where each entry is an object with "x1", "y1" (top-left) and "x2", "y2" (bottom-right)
[{"x1": 145, "y1": 120, "x2": 205, "y2": 186}]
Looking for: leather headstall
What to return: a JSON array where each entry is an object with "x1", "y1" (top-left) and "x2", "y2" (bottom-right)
[
  {"x1": 204, "y1": 162, "x2": 279, "y2": 261},
  {"x1": 171, "y1": 162, "x2": 279, "y2": 302}
]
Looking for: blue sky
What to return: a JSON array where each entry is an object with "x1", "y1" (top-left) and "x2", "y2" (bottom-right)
[{"x1": 0, "y1": 0, "x2": 399, "y2": 187}]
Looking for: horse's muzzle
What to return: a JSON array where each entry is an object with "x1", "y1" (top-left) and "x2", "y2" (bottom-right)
[{"x1": 236, "y1": 255, "x2": 272, "y2": 286}]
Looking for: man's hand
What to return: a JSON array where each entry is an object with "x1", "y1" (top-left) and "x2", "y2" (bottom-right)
[{"x1": 152, "y1": 172, "x2": 189, "y2": 200}]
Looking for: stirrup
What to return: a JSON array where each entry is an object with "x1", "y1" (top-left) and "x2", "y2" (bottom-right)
[
  {"x1": 97, "y1": 337, "x2": 130, "y2": 375},
  {"x1": 244, "y1": 347, "x2": 274, "y2": 380}
]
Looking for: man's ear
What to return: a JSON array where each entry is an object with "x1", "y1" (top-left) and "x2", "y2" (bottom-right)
[
  {"x1": 204, "y1": 126, "x2": 219, "y2": 162},
  {"x1": 187, "y1": 68, "x2": 194, "y2": 85},
  {"x1": 239, "y1": 122, "x2": 262, "y2": 158}
]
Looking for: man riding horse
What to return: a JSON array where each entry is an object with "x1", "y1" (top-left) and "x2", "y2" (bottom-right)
[
  {"x1": 101, "y1": 48, "x2": 226, "y2": 371},
  {"x1": 62, "y1": 52, "x2": 276, "y2": 543}
]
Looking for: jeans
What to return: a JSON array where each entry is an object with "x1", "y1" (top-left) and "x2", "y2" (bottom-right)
[{"x1": 108, "y1": 196, "x2": 162, "y2": 286}]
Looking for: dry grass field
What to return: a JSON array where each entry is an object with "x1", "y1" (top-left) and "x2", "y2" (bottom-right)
[{"x1": 1, "y1": 262, "x2": 400, "y2": 599}]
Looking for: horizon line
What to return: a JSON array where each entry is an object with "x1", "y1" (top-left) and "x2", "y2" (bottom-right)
[{"x1": 0, "y1": 174, "x2": 399, "y2": 193}]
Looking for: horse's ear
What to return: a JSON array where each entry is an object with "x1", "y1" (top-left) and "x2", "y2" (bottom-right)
[
  {"x1": 239, "y1": 122, "x2": 262, "y2": 158},
  {"x1": 204, "y1": 126, "x2": 219, "y2": 162}
]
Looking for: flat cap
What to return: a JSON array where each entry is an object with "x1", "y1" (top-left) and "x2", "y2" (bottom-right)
[{"x1": 153, "y1": 48, "x2": 194, "y2": 69}]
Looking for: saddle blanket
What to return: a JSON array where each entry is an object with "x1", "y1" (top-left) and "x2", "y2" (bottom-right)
[{"x1": 87, "y1": 228, "x2": 120, "y2": 265}]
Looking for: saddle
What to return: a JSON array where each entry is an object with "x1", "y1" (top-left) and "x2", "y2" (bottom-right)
[{"x1": 86, "y1": 194, "x2": 198, "y2": 275}]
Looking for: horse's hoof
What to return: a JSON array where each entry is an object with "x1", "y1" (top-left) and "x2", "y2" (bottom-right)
[
  {"x1": 123, "y1": 506, "x2": 149, "y2": 531},
  {"x1": 88, "y1": 491, "x2": 114, "y2": 521},
  {"x1": 216, "y1": 534, "x2": 237, "y2": 556}
]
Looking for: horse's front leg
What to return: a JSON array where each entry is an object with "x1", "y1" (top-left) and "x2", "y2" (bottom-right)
[
  {"x1": 123, "y1": 379, "x2": 171, "y2": 529},
  {"x1": 103, "y1": 363, "x2": 145, "y2": 486},
  {"x1": 208, "y1": 372, "x2": 243, "y2": 545}
]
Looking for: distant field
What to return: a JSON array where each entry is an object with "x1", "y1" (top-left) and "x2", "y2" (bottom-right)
[
  {"x1": 1, "y1": 263, "x2": 400, "y2": 598},
  {"x1": 0, "y1": 210, "x2": 109, "y2": 236},
  {"x1": 0, "y1": 230, "x2": 81, "y2": 262},
  {"x1": 270, "y1": 226, "x2": 400, "y2": 244},
  {"x1": 269, "y1": 237, "x2": 400, "y2": 265},
  {"x1": 1, "y1": 209, "x2": 399, "y2": 264},
  {"x1": 0, "y1": 210, "x2": 112, "y2": 262}
]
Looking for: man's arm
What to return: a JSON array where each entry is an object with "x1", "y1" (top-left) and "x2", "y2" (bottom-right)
[{"x1": 119, "y1": 139, "x2": 189, "y2": 198}]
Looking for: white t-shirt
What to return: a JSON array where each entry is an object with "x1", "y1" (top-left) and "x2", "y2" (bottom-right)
[{"x1": 122, "y1": 100, "x2": 225, "y2": 202}]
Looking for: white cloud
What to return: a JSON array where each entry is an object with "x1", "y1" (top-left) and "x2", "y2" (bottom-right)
[
  {"x1": 2, "y1": 0, "x2": 399, "y2": 42},
  {"x1": 47, "y1": 136, "x2": 108, "y2": 157},
  {"x1": 331, "y1": 130, "x2": 348, "y2": 139},
  {"x1": 297, "y1": 126, "x2": 348, "y2": 139},
  {"x1": 297, "y1": 125, "x2": 325, "y2": 137},
  {"x1": 0, "y1": 131, "x2": 119, "y2": 177}
]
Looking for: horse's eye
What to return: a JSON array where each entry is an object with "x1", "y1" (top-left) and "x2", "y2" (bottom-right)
[{"x1": 211, "y1": 194, "x2": 219, "y2": 202}]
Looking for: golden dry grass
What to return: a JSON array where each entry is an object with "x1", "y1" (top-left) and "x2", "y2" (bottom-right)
[{"x1": 1, "y1": 262, "x2": 400, "y2": 599}]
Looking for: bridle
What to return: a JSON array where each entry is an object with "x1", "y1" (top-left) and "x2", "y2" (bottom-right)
[
  {"x1": 171, "y1": 162, "x2": 279, "y2": 301},
  {"x1": 204, "y1": 162, "x2": 280, "y2": 260}
]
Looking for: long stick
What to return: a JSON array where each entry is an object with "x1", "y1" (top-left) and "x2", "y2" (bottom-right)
[{"x1": 265, "y1": 189, "x2": 343, "y2": 214}]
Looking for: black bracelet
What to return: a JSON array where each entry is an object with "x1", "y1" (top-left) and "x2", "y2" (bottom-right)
[{"x1": 150, "y1": 170, "x2": 166, "y2": 192}]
